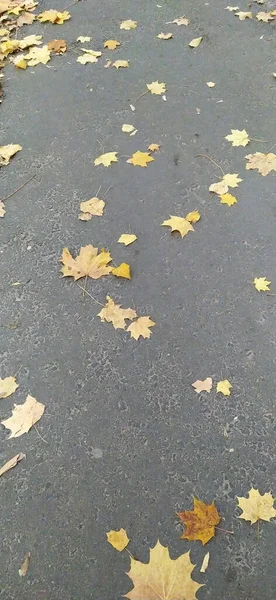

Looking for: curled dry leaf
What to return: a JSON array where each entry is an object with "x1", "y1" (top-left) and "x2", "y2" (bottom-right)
[
  {"x1": 162, "y1": 216, "x2": 194, "y2": 238},
  {"x1": 189, "y1": 37, "x2": 203, "y2": 48},
  {"x1": 216, "y1": 379, "x2": 232, "y2": 396},
  {"x1": 127, "y1": 151, "x2": 154, "y2": 167},
  {"x1": 48, "y1": 39, "x2": 67, "y2": 54},
  {"x1": 19, "y1": 552, "x2": 31, "y2": 577},
  {"x1": 106, "y1": 528, "x2": 130, "y2": 551},
  {"x1": 0, "y1": 375, "x2": 18, "y2": 398},
  {"x1": 37, "y1": 9, "x2": 71, "y2": 24},
  {"x1": 94, "y1": 151, "x2": 118, "y2": 167},
  {"x1": 0, "y1": 143, "x2": 22, "y2": 166},
  {"x1": 245, "y1": 152, "x2": 276, "y2": 176},
  {"x1": 112, "y1": 262, "x2": 131, "y2": 279},
  {"x1": 147, "y1": 80, "x2": 166, "y2": 95},
  {"x1": 1, "y1": 394, "x2": 45, "y2": 439},
  {"x1": 167, "y1": 16, "x2": 190, "y2": 26},
  {"x1": 237, "y1": 489, "x2": 276, "y2": 524},
  {"x1": 120, "y1": 19, "x2": 137, "y2": 30},
  {"x1": 112, "y1": 59, "x2": 129, "y2": 69},
  {"x1": 0, "y1": 452, "x2": 25, "y2": 477},
  {"x1": 79, "y1": 197, "x2": 105, "y2": 220},
  {"x1": 235, "y1": 11, "x2": 253, "y2": 19},
  {"x1": 24, "y1": 45, "x2": 51, "y2": 66},
  {"x1": 98, "y1": 296, "x2": 137, "y2": 330},
  {"x1": 186, "y1": 210, "x2": 200, "y2": 223},
  {"x1": 118, "y1": 233, "x2": 137, "y2": 246},
  {"x1": 148, "y1": 143, "x2": 160, "y2": 152},
  {"x1": 104, "y1": 39, "x2": 120, "y2": 49},
  {"x1": 192, "y1": 377, "x2": 213, "y2": 393},
  {"x1": 60, "y1": 245, "x2": 112, "y2": 280},
  {"x1": 177, "y1": 497, "x2": 221, "y2": 545},
  {"x1": 220, "y1": 193, "x2": 237, "y2": 206},
  {"x1": 125, "y1": 540, "x2": 202, "y2": 600},
  {"x1": 225, "y1": 128, "x2": 249, "y2": 146},
  {"x1": 77, "y1": 36, "x2": 91, "y2": 42},
  {"x1": 127, "y1": 316, "x2": 155, "y2": 340},
  {"x1": 157, "y1": 32, "x2": 173, "y2": 39},
  {"x1": 254, "y1": 276, "x2": 271, "y2": 291}
]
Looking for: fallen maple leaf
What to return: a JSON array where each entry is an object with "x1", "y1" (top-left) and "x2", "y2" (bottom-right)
[
  {"x1": 256, "y1": 11, "x2": 274, "y2": 21},
  {"x1": 127, "y1": 316, "x2": 155, "y2": 340},
  {"x1": 0, "y1": 375, "x2": 18, "y2": 398},
  {"x1": 107, "y1": 528, "x2": 130, "y2": 551},
  {"x1": 77, "y1": 36, "x2": 91, "y2": 43},
  {"x1": 37, "y1": 9, "x2": 71, "y2": 24},
  {"x1": 254, "y1": 276, "x2": 271, "y2": 291},
  {"x1": 24, "y1": 45, "x2": 51, "y2": 66},
  {"x1": 206, "y1": 81, "x2": 216, "y2": 87},
  {"x1": 147, "y1": 80, "x2": 166, "y2": 95},
  {"x1": 127, "y1": 151, "x2": 154, "y2": 167},
  {"x1": 0, "y1": 143, "x2": 22, "y2": 166},
  {"x1": 112, "y1": 59, "x2": 129, "y2": 69},
  {"x1": 186, "y1": 210, "x2": 201, "y2": 223},
  {"x1": 148, "y1": 143, "x2": 160, "y2": 152},
  {"x1": 209, "y1": 180, "x2": 229, "y2": 195},
  {"x1": 177, "y1": 497, "x2": 221, "y2": 545},
  {"x1": 157, "y1": 32, "x2": 173, "y2": 39},
  {"x1": 112, "y1": 262, "x2": 131, "y2": 279},
  {"x1": 12, "y1": 55, "x2": 28, "y2": 69},
  {"x1": 220, "y1": 193, "x2": 237, "y2": 206},
  {"x1": 77, "y1": 53, "x2": 98, "y2": 64},
  {"x1": 225, "y1": 128, "x2": 249, "y2": 146},
  {"x1": 104, "y1": 39, "x2": 120, "y2": 49},
  {"x1": 1, "y1": 394, "x2": 45, "y2": 438},
  {"x1": 189, "y1": 36, "x2": 203, "y2": 48},
  {"x1": 19, "y1": 552, "x2": 31, "y2": 577},
  {"x1": 19, "y1": 34, "x2": 42, "y2": 49},
  {"x1": 245, "y1": 152, "x2": 276, "y2": 176},
  {"x1": 48, "y1": 39, "x2": 67, "y2": 53},
  {"x1": 120, "y1": 19, "x2": 137, "y2": 30},
  {"x1": 17, "y1": 12, "x2": 35, "y2": 26},
  {"x1": 122, "y1": 124, "x2": 137, "y2": 135},
  {"x1": 94, "y1": 151, "x2": 118, "y2": 167},
  {"x1": 237, "y1": 488, "x2": 276, "y2": 524},
  {"x1": 98, "y1": 296, "x2": 137, "y2": 329},
  {"x1": 60, "y1": 245, "x2": 112, "y2": 280},
  {"x1": 0, "y1": 39, "x2": 21, "y2": 55},
  {"x1": 162, "y1": 216, "x2": 194, "y2": 238},
  {"x1": 118, "y1": 233, "x2": 137, "y2": 246},
  {"x1": 79, "y1": 197, "x2": 105, "y2": 220},
  {"x1": 125, "y1": 540, "x2": 202, "y2": 600},
  {"x1": 0, "y1": 452, "x2": 25, "y2": 477},
  {"x1": 167, "y1": 16, "x2": 190, "y2": 26},
  {"x1": 235, "y1": 11, "x2": 253, "y2": 19},
  {"x1": 222, "y1": 173, "x2": 243, "y2": 187},
  {"x1": 192, "y1": 377, "x2": 213, "y2": 393},
  {"x1": 216, "y1": 380, "x2": 232, "y2": 396}
]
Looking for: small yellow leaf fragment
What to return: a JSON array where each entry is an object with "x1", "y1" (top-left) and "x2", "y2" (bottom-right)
[
  {"x1": 189, "y1": 36, "x2": 203, "y2": 48},
  {"x1": 148, "y1": 143, "x2": 160, "y2": 152},
  {"x1": 112, "y1": 262, "x2": 131, "y2": 279},
  {"x1": 147, "y1": 80, "x2": 166, "y2": 95},
  {"x1": 237, "y1": 488, "x2": 276, "y2": 524},
  {"x1": 162, "y1": 216, "x2": 194, "y2": 238},
  {"x1": 94, "y1": 152, "x2": 118, "y2": 167},
  {"x1": 254, "y1": 277, "x2": 271, "y2": 292},
  {"x1": 120, "y1": 19, "x2": 137, "y2": 30},
  {"x1": 235, "y1": 11, "x2": 253, "y2": 19},
  {"x1": 118, "y1": 234, "x2": 137, "y2": 246},
  {"x1": 127, "y1": 151, "x2": 154, "y2": 167},
  {"x1": 77, "y1": 36, "x2": 91, "y2": 42},
  {"x1": 122, "y1": 123, "x2": 137, "y2": 135},
  {"x1": 0, "y1": 376, "x2": 18, "y2": 398},
  {"x1": 220, "y1": 193, "x2": 237, "y2": 206},
  {"x1": 167, "y1": 16, "x2": 190, "y2": 26},
  {"x1": 37, "y1": 9, "x2": 71, "y2": 24},
  {"x1": 225, "y1": 128, "x2": 249, "y2": 146},
  {"x1": 79, "y1": 197, "x2": 105, "y2": 220},
  {"x1": 104, "y1": 39, "x2": 120, "y2": 49},
  {"x1": 245, "y1": 152, "x2": 276, "y2": 176},
  {"x1": 206, "y1": 81, "x2": 216, "y2": 87},
  {"x1": 19, "y1": 552, "x2": 31, "y2": 577},
  {"x1": 0, "y1": 143, "x2": 22, "y2": 166},
  {"x1": 1, "y1": 394, "x2": 45, "y2": 439},
  {"x1": 192, "y1": 378, "x2": 213, "y2": 393},
  {"x1": 107, "y1": 528, "x2": 130, "y2": 551},
  {"x1": 12, "y1": 54, "x2": 27, "y2": 69},
  {"x1": 256, "y1": 11, "x2": 274, "y2": 21},
  {"x1": 112, "y1": 59, "x2": 129, "y2": 69},
  {"x1": 216, "y1": 380, "x2": 232, "y2": 396},
  {"x1": 98, "y1": 296, "x2": 137, "y2": 330},
  {"x1": 127, "y1": 316, "x2": 155, "y2": 340},
  {"x1": 157, "y1": 32, "x2": 173, "y2": 39},
  {"x1": 186, "y1": 210, "x2": 201, "y2": 223},
  {"x1": 0, "y1": 452, "x2": 25, "y2": 478},
  {"x1": 200, "y1": 552, "x2": 210, "y2": 573}
]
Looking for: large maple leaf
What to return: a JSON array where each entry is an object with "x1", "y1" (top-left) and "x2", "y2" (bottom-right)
[
  {"x1": 60, "y1": 245, "x2": 112, "y2": 280},
  {"x1": 125, "y1": 540, "x2": 203, "y2": 600},
  {"x1": 177, "y1": 497, "x2": 221, "y2": 545}
]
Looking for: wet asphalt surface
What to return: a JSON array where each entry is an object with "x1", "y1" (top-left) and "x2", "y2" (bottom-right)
[{"x1": 1, "y1": 1, "x2": 276, "y2": 598}]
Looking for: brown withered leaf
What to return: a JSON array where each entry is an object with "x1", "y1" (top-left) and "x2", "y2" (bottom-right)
[
  {"x1": 48, "y1": 39, "x2": 67, "y2": 53},
  {"x1": 17, "y1": 11, "x2": 35, "y2": 26},
  {"x1": 0, "y1": 452, "x2": 25, "y2": 477},
  {"x1": 177, "y1": 497, "x2": 221, "y2": 545},
  {"x1": 60, "y1": 245, "x2": 112, "y2": 280},
  {"x1": 19, "y1": 552, "x2": 31, "y2": 577}
]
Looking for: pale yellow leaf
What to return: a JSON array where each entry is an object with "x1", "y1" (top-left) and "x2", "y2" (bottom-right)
[
  {"x1": 1, "y1": 394, "x2": 45, "y2": 438},
  {"x1": 157, "y1": 32, "x2": 173, "y2": 39},
  {"x1": 0, "y1": 452, "x2": 25, "y2": 477},
  {"x1": 19, "y1": 34, "x2": 42, "y2": 49},
  {"x1": 148, "y1": 143, "x2": 160, "y2": 152},
  {"x1": 120, "y1": 19, "x2": 137, "y2": 30},
  {"x1": 254, "y1": 276, "x2": 271, "y2": 292},
  {"x1": 107, "y1": 528, "x2": 130, "y2": 551},
  {"x1": 220, "y1": 193, "x2": 237, "y2": 206},
  {"x1": 19, "y1": 552, "x2": 31, "y2": 577},
  {"x1": 12, "y1": 54, "x2": 27, "y2": 68},
  {"x1": 192, "y1": 378, "x2": 212, "y2": 393},
  {"x1": 206, "y1": 81, "x2": 216, "y2": 87},
  {"x1": 118, "y1": 234, "x2": 137, "y2": 246},
  {"x1": 77, "y1": 36, "x2": 91, "y2": 43},
  {"x1": 235, "y1": 11, "x2": 253, "y2": 19},
  {"x1": 112, "y1": 262, "x2": 131, "y2": 279},
  {"x1": 127, "y1": 316, "x2": 155, "y2": 340},
  {"x1": 25, "y1": 45, "x2": 51, "y2": 66},
  {"x1": 60, "y1": 245, "x2": 112, "y2": 280},
  {"x1": 245, "y1": 152, "x2": 276, "y2": 176},
  {"x1": 162, "y1": 216, "x2": 194, "y2": 238},
  {"x1": 98, "y1": 296, "x2": 137, "y2": 330},
  {"x1": 122, "y1": 124, "x2": 136, "y2": 134},
  {"x1": 209, "y1": 180, "x2": 229, "y2": 195},
  {"x1": 104, "y1": 39, "x2": 120, "y2": 49},
  {"x1": 147, "y1": 80, "x2": 166, "y2": 95},
  {"x1": 79, "y1": 197, "x2": 105, "y2": 218},
  {"x1": 256, "y1": 11, "x2": 274, "y2": 21},
  {"x1": 237, "y1": 489, "x2": 276, "y2": 524},
  {"x1": 189, "y1": 36, "x2": 203, "y2": 48},
  {"x1": 167, "y1": 16, "x2": 190, "y2": 26},
  {"x1": 200, "y1": 552, "x2": 210, "y2": 573},
  {"x1": 222, "y1": 173, "x2": 243, "y2": 187},
  {"x1": 0, "y1": 28, "x2": 9, "y2": 36},
  {"x1": 127, "y1": 151, "x2": 154, "y2": 167},
  {"x1": 94, "y1": 151, "x2": 118, "y2": 167},
  {"x1": 112, "y1": 59, "x2": 129, "y2": 69},
  {"x1": 0, "y1": 376, "x2": 18, "y2": 398},
  {"x1": 225, "y1": 6, "x2": 239, "y2": 11},
  {"x1": 77, "y1": 53, "x2": 98, "y2": 64},
  {"x1": 216, "y1": 380, "x2": 232, "y2": 396},
  {"x1": 37, "y1": 9, "x2": 71, "y2": 24},
  {"x1": 0, "y1": 143, "x2": 22, "y2": 165},
  {"x1": 0, "y1": 201, "x2": 6, "y2": 217},
  {"x1": 225, "y1": 128, "x2": 249, "y2": 146},
  {"x1": 186, "y1": 210, "x2": 201, "y2": 223}
]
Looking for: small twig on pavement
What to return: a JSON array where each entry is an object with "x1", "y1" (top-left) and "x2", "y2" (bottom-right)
[
  {"x1": 76, "y1": 283, "x2": 105, "y2": 306},
  {"x1": 1, "y1": 173, "x2": 37, "y2": 203},
  {"x1": 195, "y1": 154, "x2": 225, "y2": 176}
]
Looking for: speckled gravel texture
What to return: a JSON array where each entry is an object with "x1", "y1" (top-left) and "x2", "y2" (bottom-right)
[{"x1": 1, "y1": 1, "x2": 276, "y2": 599}]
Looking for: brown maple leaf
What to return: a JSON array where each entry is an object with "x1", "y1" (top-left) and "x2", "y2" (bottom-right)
[
  {"x1": 177, "y1": 497, "x2": 221, "y2": 545},
  {"x1": 245, "y1": 152, "x2": 276, "y2": 176},
  {"x1": 60, "y1": 245, "x2": 112, "y2": 280}
]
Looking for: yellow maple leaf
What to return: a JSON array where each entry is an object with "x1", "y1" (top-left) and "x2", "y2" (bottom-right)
[
  {"x1": 245, "y1": 152, "x2": 276, "y2": 176},
  {"x1": 127, "y1": 151, "x2": 155, "y2": 167},
  {"x1": 19, "y1": 34, "x2": 42, "y2": 49},
  {"x1": 0, "y1": 376, "x2": 18, "y2": 399},
  {"x1": 94, "y1": 151, "x2": 118, "y2": 167},
  {"x1": 162, "y1": 216, "x2": 194, "y2": 238},
  {"x1": 168, "y1": 16, "x2": 190, "y2": 26},
  {"x1": 186, "y1": 210, "x2": 200, "y2": 223},
  {"x1": 225, "y1": 128, "x2": 249, "y2": 146},
  {"x1": 125, "y1": 540, "x2": 202, "y2": 600},
  {"x1": 37, "y1": 9, "x2": 71, "y2": 24},
  {"x1": 235, "y1": 11, "x2": 253, "y2": 19},
  {"x1": 157, "y1": 32, "x2": 173, "y2": 39},
  {"x1": 254, "y1": 276, "x2": 271, "y2": 292},
  {"x1": 222, "y1": 173, "x2": 243, "y2": 187},
  {"x1": 77, "y1": 36, "x2": 91, "y2": 43},
  {"x1": 147, "y1": 80, "x2": 166, "y2": 95},
  {"x1": 216, "y1": 380, "x2": 232, "y2": 396},
  {"x1": 112, "y1": 59, "x2": 129, "y2": 69},
  {"x1": 79, "y1": 197, "x2": 105, "y2": 220},
  {"x1": 192, "y1": 377, "x2": 212, "y2": 393},
  {"x1": 77, "y1": 53, "x2": 98, "y2": 64},
  {"x1": 0, "y1": 143, "x2": 22, "y2": 166},
  {"x1": 1, "y1": 394, "x2": 45, "y2": 439},
  {"x1": 107, "y1": 528, "x2": 130, "y2": 551},
  {"x1": 220, "y1": 193, "x2": 237, "y2": 206},
  {"x1": 237, "y1": 489, "x2": 276, "y2": 524},
  {"x1": 256, "y1": 11, "x2": 274, "y2": 21},
  {"x1": 127, "y1": 316, "x2": 155, "y2": 340},
  {"x1": 118, "y1": 234, "x2": 137, "y2": 246},
  {"x1": 104, "y1": 39, "x2": 120, "y2": 49},
  {"x1": 148, "y1": 143, "x2": 160, "y2": 152},
  {"x1": 98, "y1": 296, "x2": 137, "y2": 330},
  {"x1": 12, "y1": 54, "x2": 27, "y2": 68},
  {"x1": 60, "y1": 245, "x2": 112, "y2": 280},
  {"x1": 177, "y1": 497, "x2": 221, "y2": 545},
  {"x1": 24, "y1": 45, "x2": 51, "y2": 66},
  {"x1": 112, "y1": 262, "x2": 131, "y2": 279},
  {"x1": 189, "y1": 36, "x2": 203, "y2": 48},
  {"x1": 0, "y1": 39, "x2": 20, "y2": 55},
  {"x1": 120, "y1": 19, "x2": 137, "y2": 30}
]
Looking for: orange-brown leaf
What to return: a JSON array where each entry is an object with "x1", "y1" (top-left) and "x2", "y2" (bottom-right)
[{"x1": 177, "y1": 497, "x2": 221, "y2": 545}]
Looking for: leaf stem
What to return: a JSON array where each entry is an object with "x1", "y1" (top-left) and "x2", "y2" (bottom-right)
[
  {"x1": 250, "y1": 138, "x2": 267, "y2": 143},
  {"x1": 215, "y1": 526, "x2": 234, "y2": 535},
  {"x1": 76, "y1": 283, "x2": 105, "y2": 306},
  {"x1": 1, "y1": 173, "x2": 36, "y2": 203},
  {"x1": 132, "y1": 89, "x2": 149, "y2": 104},
  {"x1": 195, "y1": 154, "x2": 225, "y2": 176}
]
